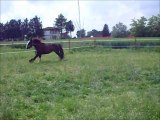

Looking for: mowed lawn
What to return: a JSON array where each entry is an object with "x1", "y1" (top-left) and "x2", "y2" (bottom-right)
[{"x1": 0, "y1": 47, "x2": 160, "y2": 120}]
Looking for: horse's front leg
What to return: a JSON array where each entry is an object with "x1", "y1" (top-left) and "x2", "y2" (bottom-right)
[
  {"x1": 29, "y1": 54, "x2": 39, "y2": 63},
  {"x1": 38, "y1": 55, "x2": 41, "y2": 63}
]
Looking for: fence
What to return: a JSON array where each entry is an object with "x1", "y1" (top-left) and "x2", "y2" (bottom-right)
[{"x1": 0, "y1": 37, "x2": 160, "y2": 54}]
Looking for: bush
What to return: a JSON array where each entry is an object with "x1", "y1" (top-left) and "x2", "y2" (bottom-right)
[{"x1": 95, "y1": 40, "x2": 160, "y2": 49}]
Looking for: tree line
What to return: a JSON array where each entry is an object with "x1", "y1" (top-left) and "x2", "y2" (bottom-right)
[
  {"x1": 0, "y1": 16, "x2": 43, "y2": 41},
  {"x1": 0, "y1": 14, "x2": 74, "y2": 41},
  {"x1": 85, "y1": 14, "x2": 160, "y2": 38},
  {"x1": 0, "y1": 14, "x2": 159, "y2": 41}
]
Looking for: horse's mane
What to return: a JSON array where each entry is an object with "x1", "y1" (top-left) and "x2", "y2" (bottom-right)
[{"x1": 32, "y1": 38, "x2": 42, "y2": 44}]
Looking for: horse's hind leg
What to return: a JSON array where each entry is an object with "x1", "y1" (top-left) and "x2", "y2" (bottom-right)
[{"x1": 38, "y1": 55, "x2": 41, "y2": 63}]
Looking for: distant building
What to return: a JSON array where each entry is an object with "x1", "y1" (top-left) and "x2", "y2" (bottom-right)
[{"x1": 43, "y1": 27, "x2": 60, "y2": 40}]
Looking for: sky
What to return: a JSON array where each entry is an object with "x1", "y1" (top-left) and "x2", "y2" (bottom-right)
[{"x1": 1, "y1": 0, "x2": 159, "y2": 37}]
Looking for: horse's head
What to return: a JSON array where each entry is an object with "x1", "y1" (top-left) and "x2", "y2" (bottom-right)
[
  {"x1": 26, "y1": 38, "x2": 41, "y2": 49},
  {"x1": 26, "y1": 39, "x2": 32, "y2": 49}
]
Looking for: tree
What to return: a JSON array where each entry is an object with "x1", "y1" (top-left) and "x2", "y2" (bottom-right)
[
  {"x1": 87, "y1": 29, "x2": 102, "y2": 37},
  {"x1": 102, "y1": 24, "x2": 110, "y2": 37},
  {"x1": 55, "y1": 14, "x2": 67, "y2": 39},
  {"x1": 28, "y1": 16, "x2": 43, "y2": 38},
  {"x1": 0, "y1": 23, "x2": 4, "y2": 40},
  {"x1": 87, "y1": 31, "x2": 93, "y2": 37},
  {"x1": 7, "y1": 19, "x2": 21, "y2": 40},
  {"x1": 65, "y1": 20, "x2": 75, "y2": 38},
  {"x1": 111, "y1": 22, "x2": 129, "y2": 38},
  {"x1": 3, "y1": 22, "x2": 9, "y2": 40},
  {"x1": 130, "y1": 16, "x2": 147, "y2": 37},
  {"x1": 147, "y1": 14, "x2": 160, "y2": 37},
  {"x1": 92, "y1": 29, "x2": 102, "y2": 37},
  {"x1": 77, "y1": 29, "x2": 85, "y2": 38},
  {"x1": 17, "y1": 19, "x2": 22, "y2": 39},
  {"x1": 21, "y1": 18, "x2": 30, "y2": 39}
]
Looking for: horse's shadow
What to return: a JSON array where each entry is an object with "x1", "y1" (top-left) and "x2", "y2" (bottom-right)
[{"x1": 33, "y1": 59, "x2": 67, "y2": 65}]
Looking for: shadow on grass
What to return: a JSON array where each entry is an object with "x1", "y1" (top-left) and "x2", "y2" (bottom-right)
[{"x1": 30, "y1": 58, "x2": 68, "y2": 65}]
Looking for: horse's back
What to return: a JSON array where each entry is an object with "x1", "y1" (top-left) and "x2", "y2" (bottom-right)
[
  {"x1": 34, "y1": 41, "x2": 64, "y2": 59},
  {"x1": 42, "y1": 43, "x2": 55, "y2": 54}
]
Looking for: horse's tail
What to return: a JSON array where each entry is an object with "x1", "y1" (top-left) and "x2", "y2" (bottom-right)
[
  {"x1": 58, "y1": 44, "x2": 64, "y2": 60},
  {"x1": 53, "y1": 44, "x2": 64, "y2": 60}
]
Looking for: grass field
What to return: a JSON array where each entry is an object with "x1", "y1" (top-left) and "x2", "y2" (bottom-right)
[{"x1": 0, "y1": 46, "x2": 160, "y2": 119}]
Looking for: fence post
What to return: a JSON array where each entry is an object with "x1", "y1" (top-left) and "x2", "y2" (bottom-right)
[
  {"x1": 94, "y1": 38, "x2": 96, "y2": 47},
  {"x1": 135, "y1": 37, "x2": 137, "y2": 49},
  {"x1": 68, "y1": 38, "x2": 71, "y2": 50}
]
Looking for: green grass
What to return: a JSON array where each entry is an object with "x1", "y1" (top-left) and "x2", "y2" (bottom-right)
[{"x1": 0, "y1": 47, "x2": 160, "y2": 120}]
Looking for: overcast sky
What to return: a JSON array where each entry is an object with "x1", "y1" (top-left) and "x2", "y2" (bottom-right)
[{"x1": 1, "y1": 0, "x2": 159, "y2": 37}]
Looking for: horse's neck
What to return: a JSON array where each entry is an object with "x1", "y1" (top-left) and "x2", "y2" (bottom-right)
[{"x1": 34, "y1": 43, "x2": 44, "y2": 50}]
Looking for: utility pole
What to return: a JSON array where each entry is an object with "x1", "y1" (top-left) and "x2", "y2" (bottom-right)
[{"x1": 78, "y1": 0, "x2": 81, "y2": 38}]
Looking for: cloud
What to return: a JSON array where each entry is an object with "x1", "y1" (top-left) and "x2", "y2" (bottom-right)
[{"x1": 1, "y1": 0, "x2": 159, "y2": 36}]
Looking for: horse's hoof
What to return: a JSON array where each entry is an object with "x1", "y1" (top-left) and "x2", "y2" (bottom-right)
[{"x1": 29, "y1": 60, "x2": 33, "y2": 63}]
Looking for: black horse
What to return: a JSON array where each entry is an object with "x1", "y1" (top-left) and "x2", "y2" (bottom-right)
[{"x1": 26, "y1": 38, "x2": 64, "y2": 63}]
